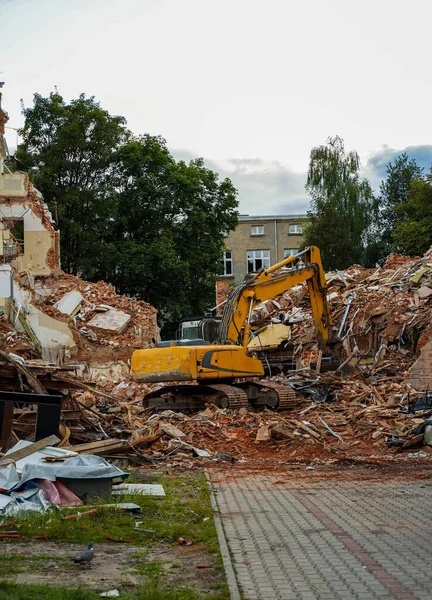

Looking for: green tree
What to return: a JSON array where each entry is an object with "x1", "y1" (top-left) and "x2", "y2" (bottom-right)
[
  {"x1": 17, "y1": 93, "x2": 239, "y2": 332},
  {"x1": 378, "y1": 153, "x2": 423, "y2": 256},
  {"x1": 392, "y1": 176, "x2": 432, "y2": 256},
  {"x1": 17, "y1": 91, "x2": 128, "y2": 275},
  {"x1": 303, "y1": 136, "x2": 377, "y2": 270},
  {"x1": 111, "y1": 136, "x2": 238, "y2": 328}
]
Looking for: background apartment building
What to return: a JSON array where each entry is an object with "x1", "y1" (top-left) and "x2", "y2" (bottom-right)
[{"x1": 221, "y1": 214, "x2": 307, "y2": 285}]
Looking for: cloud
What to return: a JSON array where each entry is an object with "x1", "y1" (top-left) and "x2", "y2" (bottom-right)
[
  {"x1": 170, "y1": 143, "x2": 432, "y2": 216},
  {"x1": 364, "y1": 145, "x2": 432, "y2": 190},
  {"x1": 172, "y1": 149, "x2": 309, "y2": 216}
]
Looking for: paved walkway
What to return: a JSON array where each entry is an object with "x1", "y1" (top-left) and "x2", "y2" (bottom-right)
[{"x1": 213, "y1": 475, "x2": 432, "y2": 600}]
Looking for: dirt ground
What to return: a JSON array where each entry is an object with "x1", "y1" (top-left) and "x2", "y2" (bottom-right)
[
  {"x1": 2, "y1": 540, "x2": 222, "y2": 595},
  {"x1": 207, "y1": 449, "x2": 432, "y2": 482}
]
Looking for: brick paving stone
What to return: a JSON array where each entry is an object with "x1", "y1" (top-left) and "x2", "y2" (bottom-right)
[{"x1": 213, "y1": 475, "x2": 432, "y2": 600}]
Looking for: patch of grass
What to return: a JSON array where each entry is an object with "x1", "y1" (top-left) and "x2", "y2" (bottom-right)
[
  {"x1": 16, "y1": 473, "x2": 218, "y2": 550},
  {"x1": 0, "y1": 552, "x2": 58, "y2": 577},
  {"x1": 5, "y1": 472, "x2": 230, "y2": 599},
  {"x1": 0, "y1": 579, "x2": 226, "y2": 600},
  {"x1": 0, "y1": 580, "x2": 100, "y2": 600},
  {"x1": 132, "y1": 559, "x2": 163, "y2": 577},
  {"x1": 130, "y1": 560, "x2": 228, "y2": 600}
]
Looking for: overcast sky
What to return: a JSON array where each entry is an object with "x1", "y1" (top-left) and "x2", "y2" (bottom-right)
[{"x1": 2, "y1": 0, "x2": 432, "y2": 214}]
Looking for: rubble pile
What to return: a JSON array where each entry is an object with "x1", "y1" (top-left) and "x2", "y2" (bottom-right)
[
  {"x1": 57, "y1": 376, "x2": 432, "y2": 467},
  {"x1": 34, "y1": 273, "x2": 159, "y2": 360},
  {"x1": 0, "y1": 319, "x2": 34, "y2": 355},
  {"x1": 2, "y1": 249, "x2": 432, "y2": 468},
  {"x1": 250, "y1": 251, "x2": 432, "y2": 386},
  {"x1": 216, "y1": 280, "x2": 233, "y2": 316},
  {"x1": 2, "y1": 347, "x2": 432, "y2": 467}
]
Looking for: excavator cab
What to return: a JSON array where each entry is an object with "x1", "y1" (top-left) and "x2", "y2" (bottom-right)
[
  {"x1": 158, "y1": 317, "x2": 221, "y2": 347},
  {"x1": 177, "y1": 317, "x2": 220, "y2": 344}
]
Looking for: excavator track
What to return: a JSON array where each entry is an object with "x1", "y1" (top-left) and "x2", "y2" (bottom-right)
[
  {"x1": 258, "y1": 381, "x2": 300, "y2": 411},
  {"x1": 234, "y1": 380, "x2": 300, "y2": 411},
  {"x1": 143, "y1": 383, "x2": 248, "y2": 411},
  {"x1": 204, "y1": 384, "x2": 249, "y2": 410},
  {"x1": 143, "y1": 381, "x2": 299, "y2": 412}
]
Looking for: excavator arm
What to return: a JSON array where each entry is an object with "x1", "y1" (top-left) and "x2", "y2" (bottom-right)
[{"x1": 219, "y1": 246, "x2": 332, "y2": 349}]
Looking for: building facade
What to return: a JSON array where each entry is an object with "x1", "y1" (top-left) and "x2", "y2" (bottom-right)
[{"x1": 221, "y1": 214, "x2": 307, "y2": 285}]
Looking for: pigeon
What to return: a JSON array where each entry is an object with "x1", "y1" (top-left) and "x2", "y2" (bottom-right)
[{"x1": 72, "y1": 542, "x2": 94, "y2": 567}]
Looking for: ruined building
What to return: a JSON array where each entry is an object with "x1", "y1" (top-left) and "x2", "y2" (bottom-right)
[
  {"x1": 0, "y1": 95, "x2": 61, "y2": 279},
  {"x1": 0, "y1": 91, "x2": 158, "y2": 366}
]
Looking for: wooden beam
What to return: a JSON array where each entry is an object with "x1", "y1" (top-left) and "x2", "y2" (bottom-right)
[
  {"x1": 0, "y1": 434, "x2": 60, "y2": 465},
  {"x1": 0, "y1": 402, "x2": 14, "y2": 452},
  {"x1": 64, "y1": 438, "x2": 123, "y2": 453}
]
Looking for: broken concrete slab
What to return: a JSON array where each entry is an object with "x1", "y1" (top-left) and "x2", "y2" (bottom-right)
[
  {"x1": 248, "y1": 323, "x2": 291, "y2": 350},
  {"x1": 87, "y1": 309, "x2": 131, "y2": 334},
  {"x1": 54, "y1": 290, "x2": 84, "y2": 316},
  {"x1": 255, "y1": 424, "x2": 271, "y2": 442},
  {"x1": 271, "y1": 426, "x2": 295, "y2": 440},
  {"x1": 159, "y1": 423, "x2": 186, "y2": 439},
  {"x1": 113, "y1": 483, "x2": 166, "y2": 497},
  {"x1": 418, "y1": 286, "x2": 432, "y2": 299}
]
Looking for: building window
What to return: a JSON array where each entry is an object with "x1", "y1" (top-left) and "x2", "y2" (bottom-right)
[
  {"x1": 289, "y1": 224, "x2": 302, "y2": 234},
  {"x1": 247, "y1": 249, "x2": 270, "y2": 272},
  {"x1": 1, "y1": 219, "x2": 24, "y2": 259},
  {"x1": 284, "y1": 248, "x2": 298, "y2": 257},
  {"x1": 251, "y1": 225, "x2": 264, "y2": 236},
  {"x1": 222, "y1": 251, "x2": 233, "y2": 276}
]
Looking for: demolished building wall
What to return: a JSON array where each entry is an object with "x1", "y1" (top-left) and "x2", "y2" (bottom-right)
[
  {"x1": 0, "y1": 92, "x2": 159, "y2": 365},
  {"x1": 0, "y1": 93, "x2": 60, "y2": 283},
  {"x1": 0, "y1": 195, "x2": 60, "y2": 278}
]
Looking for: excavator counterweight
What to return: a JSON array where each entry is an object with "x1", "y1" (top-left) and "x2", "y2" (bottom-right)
[{"x1": 132, "y1": 344, "x2": 264, "y2": 383}]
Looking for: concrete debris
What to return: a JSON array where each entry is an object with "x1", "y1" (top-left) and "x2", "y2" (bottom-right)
[
  {"x1": 418, "y1": 286, "x2": 432, "y2": 299},
  {"x1": 248, "y1": 250, "x2": 432, "y2": 388},
  {"x1": 113, "y1": 483, "x2": 165, "y2": 497},
  {"x1": 87, "y1": 308, "x2": 132, "y2": 335},
  {"x1": 54, "y1": 290, "x2": 84, "y2": 316},
  {"x1": 248, "y1": 323, "x2": 291, "y2": 350},
  {"x1": 407, "y1": 335, "x2": 432, "y2": 390},
  {"x1": 40, "y1": 273, "x2": 159, "y2": 360},
  {"x1": 0, "y1": 134, "x2": 159, "y2": 365},
  {"x1": 159, "y1": 422, "x2": 187, "y2": 439},
  {"x1": 255, "y1": 424, "x2": 271, "y2": 442},
  {"x1": 215, "y1": 280, "x2": 232, "y2": 316}
]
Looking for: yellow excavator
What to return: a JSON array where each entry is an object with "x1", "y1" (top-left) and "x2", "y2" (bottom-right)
[{"x1": 131, "y1": 246, "x2": 332, "y2": 411}]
